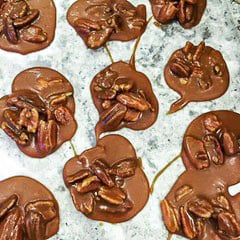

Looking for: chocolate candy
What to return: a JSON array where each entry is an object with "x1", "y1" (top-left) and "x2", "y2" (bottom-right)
[
  {"x1": 0, "y1": 0, "x2": 56, "y2": 54},
  {"x1": 150, "y1": 0, "x2": 207, "y2": 28},
  {"x1": 0, "y1": 176, "x2": 59, "y2": 239},
  {"x1": 164, "y1": 41, "x2": 229, "y2": 113},
  {"x1": 63, "y1": 135, "x2": 149, "y2": 223},
  {"x1": 67, "y1": 0, "x2": 146, "y2": 49},
  {"x1": 161, "y1": 111, "x2": 240, "y2": 239},
  {"x1": 0, "y1": 67, "x2": 77, "y2": 158},
  {"x1": 91, "y1": 61, "x2": 159, "y2": 139}
]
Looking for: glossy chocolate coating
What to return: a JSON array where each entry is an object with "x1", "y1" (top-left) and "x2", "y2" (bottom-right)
[
  {"x1": 0, "y1": 67, "x2": 77, "y2": 158},
  {"x1": 150, "y1": 0, "x2": 206, "y2": 29},
  {"x1": 0, "y1": 0, "x2": 56, "y2": 54},
  {"x1": 63, "y1": 135, "x2": 150, "y2": 223},
  {"x1": 67, "y1": 0, "x2": 146, "y2": 49},
  {"x1": 161, "y1": 111, "x2": 240, "y2": 239},
  {"x1": 0, "y1": 176, "x2": 59, "y2": 239},
  {"x1": 90, "y1": 61, "x2": 159, "y2": 139},
  {"x1": 164, "y1": 41, "x2": 229, "y2": 113}
]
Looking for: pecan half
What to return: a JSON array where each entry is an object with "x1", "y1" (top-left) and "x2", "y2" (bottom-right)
[
  {"x1": 180, "y1": 206, "x2": 197, "y2": 239},
  {"x1": 0, "y1": 207, "x2": 23, "y2": 240},
  {"x1": 37, "y1": 120, "x2": 57, "y2": 154},
  {"x1": 25, "y1": 211, "x2": 46, "y2": 240},
  {"x1": 175, "y1": 185, "x2": 193, "y2": 202},
  {"x1": 3, "y1": 17, "x2": 18, "y2": 44},
  {"x1": 99, "y1": 199, "x2": 133, "y2": 213},
  {"x1": 54, "y1": 106, "x2": 73, "y2": 125},
  {"x1": 21, "y1": 25, "x2": 47, "y2": 43},
  {"x1": 218, "y1": 212, "x2": 240, "y2": 238},
  {"x1": 0, "y1": 194, "x2": 18, "y2": 219},
  {"x1": 212, "y1": 195, "x2": 230, "y2": 211},
  {"x1": 123, "y1": 109, "x2": 141, "y2": 122},
  {"x1": 77, "y1": 176, "x2": 101, "y2": 193},
  {"x1": 98, "y1": 186, "x2": 126, "y2": 205},
  {"x1": 203, "y1": 114, "x2": 222, "y2": 133},
  {"x1": 188, "y1": 198, "x2": 214, "y2": 218},
  {"x1": 157, "y1": 2, "x2": 178, "y2": 23},
  {"x1": 25, "y1": 200, "x2": 57, "y2": 222},
  {"x1": 222, "y1": 131, "x2": 239, "y2": 155},
  {"x1": 170, "y1": 60, "x2": 192, "y2": 78},
  {"x1": 13, "y1": 9, "x2": 39, "y2": 28},
  {"x1": 66, "y1": 169, "x2": 91, "y2": 184},
  {"x1": 19, "y1": 108, "x2": 39, "y2": 133},
  {"x1": 116, "y1": 92, "x2": 151, "y2": 112},
  {"x1": 160, "y1": 199, "x2": 179, "y2": 233},
  {"x1": 75, "y1": 192, "x2": 94, "y2": 215},
  {"x1": 203, "y1": 135, "x2": 224, "y2": 165},
  {"x1": 108, "y1": 159, "x2": 137, "y2": 178}
]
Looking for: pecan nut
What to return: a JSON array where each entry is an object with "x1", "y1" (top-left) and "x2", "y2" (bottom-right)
[
  {"x1": 54, "y1": 106, "x2": 73, "y2": 125},
  {"x1": 98, "y1": 186, "x2": 126, "y2": 205},
  {"x1": 160, "y1": 199, "x2": 179, "y2": 233},
  {"x1": 203, "y1": 113, "x2": 222, "y2": 132},
  {"x1": 0, "y1": 194, "x2": 18, "y2": 219},
  {"x1": 170, "y1": 60, "x2": 192, "y2": 78},
  {"x1": 175, "y1": 185, "x2": 193, "y2": 202},
  {"x1": 99, "y1": 199, "x2": 133, "y2": 213},
  {"x1": 222, "y1": 131, "x2": 239, "y2": 156},
  {"x1": 212, "y1": 195, "x2": 230, "y2": 211},
  {"x1": 13, "y1": 9, "x2": 40, "y2": 28},
  {"x1": 77, "y1": 176, "x2": 101, "y2": 193},
  {"x1": 22, "y1": 25, "x2": 47, "y2": 43},
  {"x1": 66, "y1": 169, "x2": 91, "y2": 184},
  {"x1": 188, "y1": 198, "x2": 214, "y2": 218},
  {"x1": 19, "y1": 108, "x2": 39, "y2": 133}
]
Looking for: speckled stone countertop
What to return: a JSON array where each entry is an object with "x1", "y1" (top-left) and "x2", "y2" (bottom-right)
[{"x1": 0, "y1": 1, "x2": 239, "y2": 239}]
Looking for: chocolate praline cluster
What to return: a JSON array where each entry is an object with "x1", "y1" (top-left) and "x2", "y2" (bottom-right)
[
  {"x1": 150, "y1": 0, "x2": 207, "y2": 28},
  {"x1": 0, "y1": 67, "x2": 77, "y2": 158},
  {"x1": 63, "y1": 135, "x2": 149, "y2": 223},
  {"x1": 164, "y1": 41, "x2": 229, "y2": 113},
  {"x1": 0, "y1": 0, "x2": 56, "y2": 54},
  {"x1": 161, "y1": 111, "x2": 240, "y2": 239},
  {"x1": 0, "y1": 176, "x2": 59, "y2": 239},
  {"x1": 67, "y1": 0, "x2": 147, "y2": 49}
]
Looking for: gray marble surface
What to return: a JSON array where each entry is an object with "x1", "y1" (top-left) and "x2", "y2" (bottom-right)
[{"x1": 0, "y1": 0, "x2": 239, "y2": 239}]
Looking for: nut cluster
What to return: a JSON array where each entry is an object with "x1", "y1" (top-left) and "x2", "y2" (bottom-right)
[
  {"x1": 169, "y1": 41, "x2": 222, "y2": 90},
  {"x1": 151, "y1": 0, "x2": 198, "y2": 26},
  {"x1": 66, "y1": 158, "x2": 137, "y2": 215},
  {"x1": 0, "y1": 194, "x2": 57, "y2": 239},
  {"x1": 72, "y1": 1, "x2": 146, "y2": 49},
  {"x1": 161, "y1": 194, "x2": 240, "y2": 239},
  {"x1": 1, "y1": 78, "x2": 74, "y2": 156},
  {"x1": 0, "y1": 0, "x2": 47, "y2": 44},
  {"x1": 185, "y1": 113, "x2": 240, "y2": 169},
  {"x1": 93, "y1": 68, "x2": 154, "y2": 135}
]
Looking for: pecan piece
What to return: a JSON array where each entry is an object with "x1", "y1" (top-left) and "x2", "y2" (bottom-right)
[
  {"x1": 25, "y1": 200, "x2": 57, "y2": 222},
  {"x1": 66, "y1": 169, "x2": 91, "y2": 184},
  {"x1": 91, "y1": 160, "x2": 114, "y2": 187},
  {"x1": 0, "y1": 207, "x2": 23, "y2": 240},
  {"x1": 222, "y1": 131, "x2": 239, "y2": 155},
  {"x1": 158, "y1": 2, "x2": 178, "y2": 23},
  {"x1": 203, "y1": 114, "x2": 222, "y2": 132},
  {"x1": 99, "y1": 103, "x2": 127, "y2": 129},
  {"x1": 180, "y1": 206, "x2": 197, "y2": 239},
  {"x1": 25, "y1": 211, "x2": 46, "y2": 240},
  {"x1": 113, "y1": 78, "x2": 133, "y2": 92},
  {"x1": 95, "y1": 69, "x2": 118, "y2": 89},
  {"x1": 99, "y1": 199, "x2": 133, "y2": 213},
  {"x1": 74, "y1": 18, "x2": 101, "y2": 36},
  {"x1": 3, "y1": 17, "x2": 18, "y2": 44},
  {"x1": 19, "y1": 108, "x2": 39, "y2": 133},
  {"x1": 10, "y1": 0, "x2": 28, "y2": 20},
  {"x1": 116, "y1": 92, "x2": 151, "y2": 112},
  {"x1": 170, "y1": 60, "x2": 192, "y2": 78},
  {"x1": 193, "y1": 41, "x2": 205, "y2": 61},
  {"x1": 13, "y1": 9, "x2": 40, "y2": 28},
  {"x1": 77, "y1": 176, "x2": 100, "y2": 193},
  {"x1": 95, "y1": 88, "x2": 116, "y2": 100},
  {"x1": 175, "y1": 185, "x2": 193, "y2": 202},
  {"x1": 22, "y1": 25, "x2": 47, "y2": 43},
  {"x1": 218, "y1": 212, "x2": 240, "y2": 238},
  {"x1": 188, "y1": 198, "x2": 214, "y2": 218},
  {"x1": 212, "y1": 195, "x2": 230, "y2": 211},
  {"x1": 203, "y1": 135, "x2": 224, "y2": 165},
  {"x1": 0, "y1": 194, "x2": 18, "y2": 219},
  {"x1": 108, "y1": 159, "x2": 137, "y2": 178},
  {"x1": 49, "y1": 92, "x2": 72, "y2": 106},
  {"x1": 184, "y1": 136, "x2": 209, "y2": 169},
  {"x1": 37, "y1": 120, "x2": 57, "y2": 154},
  {"x1": 75, "y1": 192, "x2": 94, "y2": 215},
  {"x1": 161, "y1": 199, "x2": 179, "y2": 233},
  {"x1": 124, "y1": 109, "x2": 141, "y2": 122},
  {"x1": 102, "y1": 100, "x2": 111, "y2": 109},
  {"x1": 3, "y1": 109, "x2": 21, "y2": 131},
  {"x1": 98, "y1": 186, "x2": 126, "y2": 205},
  {"x1": 54, "y1": 106, "x2": 73, "y2": 125}
]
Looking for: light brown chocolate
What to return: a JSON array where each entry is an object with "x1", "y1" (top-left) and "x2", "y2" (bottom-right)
[
  {"x1": 67, "y1": 0, "x2": 146, "y2": 49},
  {"x1": 90, "y1": 61, "x2": 159, "y2": 139},
  {"x1": 0, "y1": 176, "x2": 59, "y2": 239},
  {"x1": 0, "y1": 0, "x2": 56, "y2": 54},
  {"x1": 164, "y1": 41, "x2": 229, "y2": 113},
  {"x1": 63, "y1": 135, "x2": 149, "y2": 223},
  {"x1": 161, "y1": 111, "x2": 240, "y2": 239},
  {"x1": 0, "y1": 67, "x2": 77, "y2": 158},
  {"x1": 150, "y1": 0, "x2": 207, "y2": 29}
]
